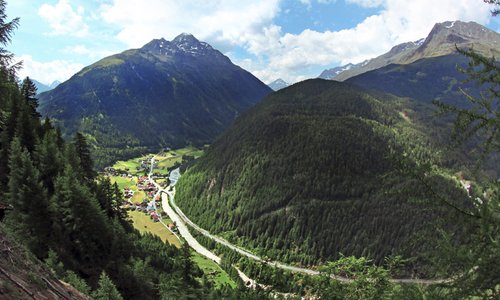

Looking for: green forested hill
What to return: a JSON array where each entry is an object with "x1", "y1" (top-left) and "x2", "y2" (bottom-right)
[
  {"x1": 175, "y1": 79, "x2": 471, "y2": 274},
  {"x1": 346, "y1": 54, "x2": 471, "y2": 106},
  {"x1": 346, "y1": 54, "x2": 499, "y2": 178}
]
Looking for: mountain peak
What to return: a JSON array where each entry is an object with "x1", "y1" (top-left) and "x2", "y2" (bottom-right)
[
  {"x1": 141, "y1": 34, "x2": 223, "y2": 60},
  {"x1": 172, "y1": 32, "x2": 200, "y2": 43},
  {"x1": 318, "y1": 63, "x2": 357, "y2": 80},
  {"x1": 424, "y1": 20, "x2": 499, "y2": 44},
  {"x1": 268, "y1": 78, "x2": 289, "y2": 91},
  {"x1": 319, "y1": 20, "x2": 500, "y2": 81},
  {"x1": 172, "y1": 32, "x2": 200, "y2": 45},
  {"x1": 415, "y1": 20, "x2": 500, "y2": 59}
]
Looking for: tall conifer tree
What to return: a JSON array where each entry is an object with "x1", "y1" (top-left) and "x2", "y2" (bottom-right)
[{"x1": 6, "y1": 137, "x2": 50, "y2": 258}]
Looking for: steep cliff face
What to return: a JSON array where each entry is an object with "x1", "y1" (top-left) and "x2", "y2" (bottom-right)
[{"x1": 0, "y1": 226, "x2": 90, "y2": 300}]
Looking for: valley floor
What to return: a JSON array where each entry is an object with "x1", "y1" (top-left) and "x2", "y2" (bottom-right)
[{"x1": 106, "y1": 148, "x2": 237, "y2": 289}]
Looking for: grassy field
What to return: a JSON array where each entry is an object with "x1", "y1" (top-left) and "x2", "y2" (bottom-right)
[
  {"x1": 112, "y1": 158, "x2": 142, "y2": 173},
  {"x1": 154, "y1": 147, "x2": 205, "y2": 175},
  {"x1": 172, "y1": 146, "x2": 205, "y2": 158},
  {"x1": 155, "y1": 156, "x2": 180, "y2": 175},
  {"x1": 131, "y1": 190, "x2": 147, "y2": 204},
  {"x1": 112, "y1": 147, "x2": 205, "y2": 176},
  {"x1": 191, "y1": 253, "x2": 237, "y2": 288},
  {"x1": 110, "y1": 176, "x2": 138, "y2": 191},
  {"x1": 128, "y1": 210, "x2": 181, "y2": 248}
]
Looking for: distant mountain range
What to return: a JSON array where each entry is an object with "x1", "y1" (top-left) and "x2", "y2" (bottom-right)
[
  {"x1": 32, "y1": 79, "x2": 60, "y2": 94},
  {"x1": 38, "y1": 33, "x2": 271, "y2": 167},
  {"x1": 267, "y1": 78, "x2": 289, "y2": 91},
  {"x1": 320, "y1": 20, "x2": 500, "y2": 81},
  {"x1": 318, "y1": 62, "x2": 360, "y2": 80}
]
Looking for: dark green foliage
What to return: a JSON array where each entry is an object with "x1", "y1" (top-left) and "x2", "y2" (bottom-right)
[
  {"x1": 21, "y1": 76, "x2": 41, "y2": 118},
  {"x1": 347, "y1": 54, "x2": 472, "y2": 106},
  {"x1": 44, "y1": 249, "x2": 65, "y2": 278},
  {"x1": 34, "y1": 129, "x2": 63, "y2": 194},
  {"x1": 49, "y1": 165, "x2": 113, "y2": 278},
  {"x1": 93, "y1": 271, "x2": 123, "y2": 300},
  {"x1": 175, "y1": 79, "x2": 470, "y2": 274},
  {"x1": 430, "y1": 45, "x2": 500, "y2": 299},
  {"x1": 38, "y1": 36, "x2": 271, "y2": 168},
  {"x1": 73, "y1": 132, "x2": 96, "y2": 182},
  {"x1": 5, "y1": 137, "x2": 50, "y2": 258},
  {"x1": 434, "y1": 48, "x2": 499, "y2": 159},
  {"x1": 64, "y1": 270, "x2": 92, "y2": 296},
  {"x1": 346, "y1": 54, "x2": 499, "y2": 177},
  {"x1": 317, "y1": 256, "x2": 396, "y2": 300},
  {"x1": 0, "y1": 0, "x2": 19, "y2": 81}
]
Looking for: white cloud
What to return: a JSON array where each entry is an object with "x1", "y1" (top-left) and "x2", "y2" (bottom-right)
[
  {"x1": 346, "y1": 0, "x2": 384, "y2": 8},
  {"x1": 244, "y1": 0, "x2": 493, "y2": 83},
  {"x1": 16, "y1": 55, "x2": 84, "y2": 85},
  {"x1": 99, "y1": 0, "x2": 281, "y2": 50},
  {"x1": 38, "y1": 0, "x2": 89, "y2": 37},
  {"x1": 299, "y1": 0, "x2": 336, "y2": 8},
  {"x1": 63, "y1": 45, "x2": 115, "y2": 60}
]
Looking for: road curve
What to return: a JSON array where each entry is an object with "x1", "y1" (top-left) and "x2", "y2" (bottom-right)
[
  {"x1": 161, "y1": 191, "x2": 221, "y2": 264},
  {"x1": 147, "y1": 156, "x2": 221, "y2": 263},
  {"x1": 167, "y1": 168, "x2": 450, "y2": 285}
]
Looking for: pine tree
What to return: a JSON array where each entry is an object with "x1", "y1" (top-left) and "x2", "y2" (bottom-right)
[
  {"x1": 15, "y1": 99, "x2": 37, "y2": 153},
  {"x1": 112, "y1": 181, "x2": 128, "y2": 221},
  {"x1": 5, "y1": 137, "x2": 50, "y2": 258},
  {"x1": 41, "y1": 117, "x2": 54, "y2": 138},
  {"x1": 96, "y1": 176, "x2": 114, "y2": 218},
  {"x1": 434, "y1": 48, "x2": 499, "y2": 158},
  {"x1": 20, "y1": 76, "x2": 40, "y2": 118},
  {"x1": 92, "y1": 271, "x2": 123, "y2": 300},
  {"x1": 34, "y1": 130, "x2": 62, "y2": 194},
  {"x1": 73, "y1": 132, "x2": 96, "y2": 184},
  {"x1": 44, "y1": 249, "x2": 65, "y2": 278},
  {"x1": 0, "y1": 92, "x2": 22, "y2": 188},
  {"x1": 64, "y1": 270, "x2": 92, "y2": 296},
  {"x1": 50, "y1": 162, "x2": 112, "y2": 277},
  {"x1": 431, "y1": 4, "x2": 500, "y2": 298},
  {"x1": 0, "y1": 0, "x2": 20, "y2": 82}
]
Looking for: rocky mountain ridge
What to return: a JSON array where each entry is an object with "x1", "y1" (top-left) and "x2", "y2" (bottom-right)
[{"x1": 320, "y1": 20, "x2": 500, "y2": 81}]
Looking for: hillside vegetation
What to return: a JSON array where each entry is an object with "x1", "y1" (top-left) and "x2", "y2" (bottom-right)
[{"x1": 175, "y1": 79, "x2": 471, "y2": 274}]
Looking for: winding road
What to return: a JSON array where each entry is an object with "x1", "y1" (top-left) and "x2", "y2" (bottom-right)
[
  {"x1": 150, "y1": 156, "x2": 449, "y2": 285},
  {"x1": 148, "y1": 156, "x2": 220, "y2": 263}
]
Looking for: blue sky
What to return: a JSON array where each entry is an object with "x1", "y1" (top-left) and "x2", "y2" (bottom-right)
[{"x1": 6, "y1": 0, "x2": 499, "y2": 85}]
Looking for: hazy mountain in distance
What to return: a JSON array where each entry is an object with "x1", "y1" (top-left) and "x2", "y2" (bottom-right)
[{"x1": 268, "y1": 78, "x2": 289, "y2": 91}]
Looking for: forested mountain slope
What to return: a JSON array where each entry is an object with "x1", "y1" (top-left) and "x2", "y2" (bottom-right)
[
  {"x1": 346, "y1": 53, "x2": 499, "y2": 178},
  {"x1": 38, "y1": 34, "x2": 271, "y2": 168},
  {"x1": 346, "y1": 54, "x2": 469, "y2": 105},
  {"x1": 175, "y1": 79, "x2": 471, "y2": 274}
]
